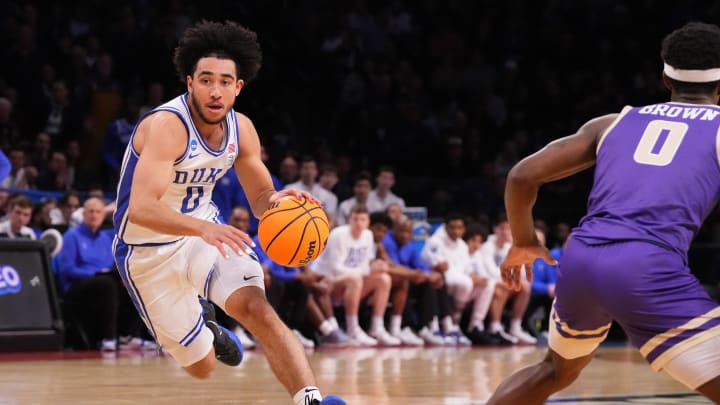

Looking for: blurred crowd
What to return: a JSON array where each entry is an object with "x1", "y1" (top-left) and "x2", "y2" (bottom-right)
[{"x1": 2, "y1": 0, "x2": 720, "y2": 350}]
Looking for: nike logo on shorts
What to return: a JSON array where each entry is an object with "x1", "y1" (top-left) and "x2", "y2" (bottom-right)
[{"x1": 243, "y1": 275, "x2": 260, "y2": 281}]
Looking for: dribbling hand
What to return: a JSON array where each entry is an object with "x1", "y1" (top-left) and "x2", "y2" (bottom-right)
[
  {"x1": 268, "y1": 188, "x2": 321, "y2": 205},
  {"x1": 200, "y1": 222, "x2": 255, "y2": 259},
  {"x1": 500, "y1": 245, "x2": 557, "y2": 291}
]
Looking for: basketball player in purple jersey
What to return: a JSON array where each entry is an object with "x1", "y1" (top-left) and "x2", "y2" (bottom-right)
[
  {"x1": 112, "y1": 21, "x2": 344, "y2": 405},
  {"x1": 487, "y1": 22, "x2": 720, "y2": 404}
]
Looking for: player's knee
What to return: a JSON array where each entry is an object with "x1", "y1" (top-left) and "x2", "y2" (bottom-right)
[
  {"x1": 344, "y1": 274, "x2": 363, "y2": 290},
  {"x1": 377, "y1": 272, "x2": 392, "y2": 287},
  {"x1": 226, "y1": 287, "x2": 272, "y2": 321}
]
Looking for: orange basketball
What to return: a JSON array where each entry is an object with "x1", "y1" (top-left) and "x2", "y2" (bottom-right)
[{"x1": 258, "y1": 197, "x2": 329, "y2": 267}]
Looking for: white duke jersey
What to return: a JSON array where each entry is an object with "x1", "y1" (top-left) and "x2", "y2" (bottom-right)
[{"x1": 114, "y1": 94, "x2": 240, "y2": 245}]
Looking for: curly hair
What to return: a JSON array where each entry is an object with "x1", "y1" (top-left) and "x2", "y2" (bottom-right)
[
  {"x1": 173, "y1": 20, "x2": 262, "y2": 83},
  {"x1": 661, "y1": 22, "x2": 720, "y2": 92}
]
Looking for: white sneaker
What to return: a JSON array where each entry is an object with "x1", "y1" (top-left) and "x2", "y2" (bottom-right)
[
  {"x1": 370, "y1": 328, "x2": 402, "y2": 346},
  {"x1": 119, "y1": 337, "x2": 160, "y2": 351},
  {"x1": 233, "y1": 326, "x2": 257, "y2": 350},
  {"x1": 349, "y1": 328, "x2": 378, "y2": 347},
  {"x1": 492, "y1": 327, "x2": 519, "y2": 344},
  {"x1": 292, "y1": 329, "x2": 316, "y2": 348},
  {"x1": 418, "y1": 327, "x2": 445, "y2": 346},
  {"x1": 393, "y1": 327, "x2": 424, "y2": 346},
  {"x1": 510, "y1": 327, "x2": 538, "y2": 345},
  {"x1": 100, "y1": 339, "x2": 117, "y2": 351}
]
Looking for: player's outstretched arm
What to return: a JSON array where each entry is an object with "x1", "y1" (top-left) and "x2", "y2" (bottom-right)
[
  {"x1": 500, "y1": 114, "x2": 617, "y2": 290},
  {"x1": 128, "y1": 113, "x2": 252, "y2": 257}
]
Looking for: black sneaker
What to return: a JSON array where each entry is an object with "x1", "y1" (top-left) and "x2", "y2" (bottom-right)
[
  {"x1": 200, "y1": 299, "x2": 243, "y2": 366},
  {"x1": 467, "y1": 327, "x2": 502, "y2": 346},
  {"x1": 489, "y1": 331, "x2": 516, "y2": 346}
]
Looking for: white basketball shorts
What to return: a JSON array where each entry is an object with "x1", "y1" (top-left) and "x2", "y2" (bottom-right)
[{"x1": 113, "y1": 236, "x2": 264, "y2": 367}]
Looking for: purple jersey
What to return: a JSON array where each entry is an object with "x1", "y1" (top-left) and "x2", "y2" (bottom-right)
[{"x1": 572, "y1": 102, "x2": 720, "y2": 254}]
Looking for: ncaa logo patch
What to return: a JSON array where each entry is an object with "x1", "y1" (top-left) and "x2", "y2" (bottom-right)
[{"x1": 190, "y1": 139, "x2": 198, "y2": 151}]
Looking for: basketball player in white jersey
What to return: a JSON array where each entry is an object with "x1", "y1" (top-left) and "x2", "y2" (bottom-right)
[{"x1": 112, "y1": 21, "x2": 345, "y2": 405}]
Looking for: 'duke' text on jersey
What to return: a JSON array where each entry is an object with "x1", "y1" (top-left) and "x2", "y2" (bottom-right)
[{"x1": 174, "y1": 168, "x2": 224, "y2": 185}]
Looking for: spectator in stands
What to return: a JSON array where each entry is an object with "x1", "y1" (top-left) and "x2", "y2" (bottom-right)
[
  {"x1": 284, "y1": 155, "x2": 338, "y2": 225},
  {"x1": 319, "y1": 162, "x2": 352, "y2": 202},
  {"x1": 525, "y1": 228, "x2": 561, "y2": 337},
  {"x1": 337, "y1": 171, "x2": 372, "y2": 226},
  {"x1": 382, "y1": 216, "x2": 447, "y2": 345},
  {"x1": 551, "y1": 221, "x2": 571, "y2": 248},
  {"x1": 0, "y1": 97, "x2": 20, "y2": 147},
  {"x1": 314, "y1": 204, "x2": 400, "y2": 346},
  {"x1": 102, "y1": 94, "x2": 140, "y2": 185},
  {"x1": 464, "y1": 223, "x2": 512, "y2": 345},
  {"x1": 0, "y1": 189, "x2": 9, "y2": 219},
  {"x1": 139, "y1": 81, "x2": 164, "y2": 115},
  {"x1": 50, "y1": 191, "x2": 81, "y2": 228},
  {"x1": 0, "y1": 194, "x2": 35, "y2": 239},
  {"x1": 420, "y1": 213, "x2": 473, "y2": 345},
  {"x1": 278, "y1": 154, "x2": 299, "y2": 186},
  {"x1": 369, "y1": 211, "x2": 424, "y2": 345},
  {"x1": 480, "y1": 213, "x2": 536, "y2": 344},
  {"x1": 30, "y1": 199, "x2": 56, "y2": 237},
  {"x1": 385, "y1": 203, "x2": 405, "y2": 224},
  {"x1": 56, "y1": 197, "x2": 152, "y2": 350},
  {"x1": 40, "y1": 79, "x2": 80, "y2": 147},
  {"x1": 36, "y1": 151, "x2": 73, "y2": 191},
  {"x1": 0, "y1": 148, "x2": 28, "y2": 189},
  {"x1": 69, "y1": 187, "x2": 115, "y2": 227},
  {"x1": 27, "y1": 132, "x2": 51, "y2": 176},
  {"x1": 259, "y1": 238, "x2": 353, "y2": 349},
  {"x1": 367, "y1": 165, "x2": 405, "y2": 213}
]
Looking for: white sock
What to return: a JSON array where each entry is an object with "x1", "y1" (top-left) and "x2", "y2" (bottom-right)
[
  {"x1": 346, "y1": 315, "x2": 359, "y2": 335},
  {"x1": 319, "y1": 319, "x2": 334, "y2": 336},
  {"x1": 469, "y1": 320, "x2": 484, "y2": 331},
  {"x1": 430, "y1": 317, "x2": 440, "y2": 332},
  {"x1": 442, "y1": 315, "x2": 457, "y2": 333},
  {"x1": 490, "y1": 321, "x2": 503, "y2": 333},
  {"x1": 370, "y1": 316, "x2": 385, "y2": 333},
  {"x1": 293, "y1": 386, "x2": 322, "y2": 405},
  {"x1": 329, "y1": 317, "x2": 340, "y2": 331},
  {"x1": 390, "y1": 315, "x2": 402, "y2": 335},
  {"x1": 510, "y1": 318, "x2": 522, "y2": 332}
]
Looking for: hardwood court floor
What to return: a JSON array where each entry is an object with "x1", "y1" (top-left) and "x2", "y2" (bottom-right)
[{"x1": 0, "y1": 345, "x2": 709, "y2": 404}]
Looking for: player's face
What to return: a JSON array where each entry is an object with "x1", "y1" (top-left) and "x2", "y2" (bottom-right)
[
  {"x1": 349, "y1": 212, "x2": 369, "y2": 233},
  {"x1": 394, "y1": 222, "x2": 413, "y2": 245},
  {"x1": 9, "y1": 206, "x2": 31, "y2": 228},
  {"x1": 446, "y1": 219, "x2": 465, "y2": 241},
  {"x1": 354, "y1": 180, "x2": 371, "y2": 200},
  {"x1": 187, "y1": 57, "x2": 243, "y2": 125},
  {"x1": 466, "y1": 234, "x2": 484, "y2": 252},
  {"x1": 83, "y1": 200, "x2": 106, "y2": 231},
  {"x1": 369, "y1": 223, "x2": 388, "y2": 242},
  {"x1": 495, "y1": 221, "x2": 512, "y2": 244},
  {"x1": 377, "y1": 171, "x2": 394, "y2": 190},
  {"x1": 229, "y1": 209, "x2": 250, "y2": 232}
]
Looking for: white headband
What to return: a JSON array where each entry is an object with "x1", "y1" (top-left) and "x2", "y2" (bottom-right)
[{"x1": 664, "y1": 63, "x2": 720, "y2": 83}]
